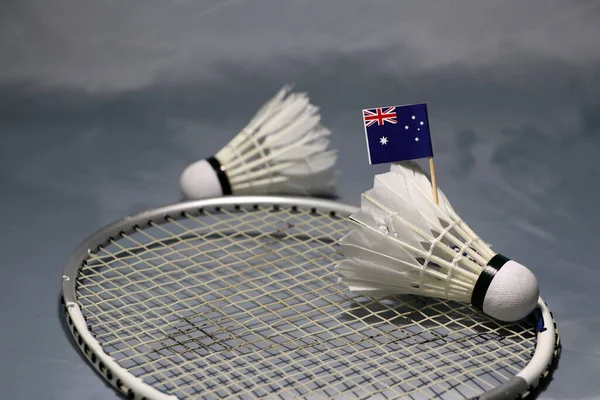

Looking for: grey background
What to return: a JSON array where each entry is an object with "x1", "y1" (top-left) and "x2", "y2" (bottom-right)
[{"x1": 1, "y1": 0, "x2": 599, "y2": 398}]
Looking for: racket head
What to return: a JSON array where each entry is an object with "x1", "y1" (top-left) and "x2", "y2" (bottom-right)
[{"x1": 61, "y1": 196, "x2": 560, "y2": 400}]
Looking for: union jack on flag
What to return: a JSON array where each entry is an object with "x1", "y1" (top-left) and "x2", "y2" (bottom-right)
[{"x1": 363, "y1": 107, "x2": 397, "y2": 127}]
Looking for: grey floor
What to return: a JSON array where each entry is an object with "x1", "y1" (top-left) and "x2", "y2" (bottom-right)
[{"x1": 1, "y1": 1, "x2": 599, "y2": 399}]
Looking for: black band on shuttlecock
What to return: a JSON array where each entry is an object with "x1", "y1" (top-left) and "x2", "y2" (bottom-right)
[
  {"x1": 206, "y1": 156, "x2": 232, "y2": 195},
  {"x1": 471, "y1": 254, "x2": 511, "y2": 311}
]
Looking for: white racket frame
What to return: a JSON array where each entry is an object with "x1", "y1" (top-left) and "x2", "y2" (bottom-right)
[{"x1": 61, "y1": 196, "x2": 560, "y2": 400}]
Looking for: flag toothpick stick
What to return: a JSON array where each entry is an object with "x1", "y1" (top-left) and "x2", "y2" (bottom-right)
[{"x1": 429, "y1": 156, "x2": 439, "y2": 205}]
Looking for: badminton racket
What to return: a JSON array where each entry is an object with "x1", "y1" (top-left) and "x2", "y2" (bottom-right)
[{"x1": 61, "y1": 196, "x2": 560, "y2": 399}]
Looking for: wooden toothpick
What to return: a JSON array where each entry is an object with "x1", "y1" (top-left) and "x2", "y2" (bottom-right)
[{"x1": 429, "y1": 156, "x2": 439, "y2": 205}]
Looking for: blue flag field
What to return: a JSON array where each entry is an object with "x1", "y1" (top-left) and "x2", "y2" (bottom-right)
[{"x1": 362, "y1": 103, "x2": 433, "y2": 165}]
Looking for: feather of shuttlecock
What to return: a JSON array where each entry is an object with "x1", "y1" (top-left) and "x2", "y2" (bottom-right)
[
  {"x1": 179, "y1": 85, "x2": 338, "y2": 200},
  {"x1": 336, "y1": 160, "x2": 539, "y2": 322}
]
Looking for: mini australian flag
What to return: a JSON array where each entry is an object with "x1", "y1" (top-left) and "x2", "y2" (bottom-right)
[{"x1": 362, "y1": 103, "x2": 433, "y2": 165}]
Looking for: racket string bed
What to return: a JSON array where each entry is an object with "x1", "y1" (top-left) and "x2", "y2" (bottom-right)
[{"x1": 62, "y1": 198, "x2": 560, "y2": 400}]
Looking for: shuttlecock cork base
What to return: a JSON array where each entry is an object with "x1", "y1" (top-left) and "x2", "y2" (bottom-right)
[
  {"x1": 179, "y1": 157, "x2": 232, "y2": 200},
  {"x1": 179, "y1": 85, "x2": 338, "y2": 200},
  {"x1": 336, "y1": 161, "x2": 540, "y2": 323},
  {"x1": 470, "y1": 254, "x2": 539, "y2": 322}
]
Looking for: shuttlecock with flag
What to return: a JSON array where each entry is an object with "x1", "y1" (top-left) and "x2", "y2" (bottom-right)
[{"x1": 362, "y1": 103, "x2": 433, "y2": 165}]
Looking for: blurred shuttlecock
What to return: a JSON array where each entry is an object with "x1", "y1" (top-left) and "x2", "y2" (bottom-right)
[
  {"x1": 179, "y1": 85, "x2": 338, "y2": 200},
  {"x1": 336, "y1": 161, "x2": 539, "y2": 322}
]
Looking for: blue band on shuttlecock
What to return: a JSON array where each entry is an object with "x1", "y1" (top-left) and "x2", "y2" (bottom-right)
[
  {"x1": 206, "y1": 156, "x2": 233, "y2": 195},
  {"x1": 471, "y1": 254, "x2": 511, "y2": 311}
]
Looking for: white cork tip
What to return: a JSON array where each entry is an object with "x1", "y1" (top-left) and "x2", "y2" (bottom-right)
[
  {"x1": 179, "y1": 159, "x2": 224, "y2": 200},
  {"x1": 482, "y1": 260, "x2": 540, "y2": 322}
]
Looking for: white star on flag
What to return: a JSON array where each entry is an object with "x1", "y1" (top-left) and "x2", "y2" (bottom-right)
[{"x1": 380, "y1": 137, "x2": 388, "y2": 145}]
